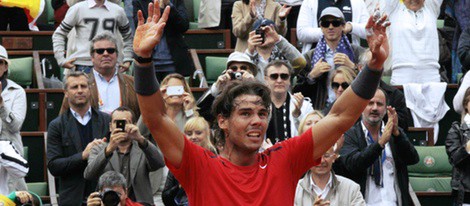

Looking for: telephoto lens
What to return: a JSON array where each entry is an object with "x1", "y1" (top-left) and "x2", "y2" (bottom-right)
[{"x1": 100, "y1": 189, "x2": 121, "y2": 206}]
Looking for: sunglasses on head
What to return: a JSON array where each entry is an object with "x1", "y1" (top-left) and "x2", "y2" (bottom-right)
[
  {"x1": 331, "y1": 82, "x2": 349, "y2": 90},
  {"x1": 93, "y1": 48, "x2": 116, "y2": 54},
  {"x1": 269, "y1": 73, "x2": 290, "y2": 81},
  {"x1": 320, "y1": 20, "x2": 343, "y2": 28}
]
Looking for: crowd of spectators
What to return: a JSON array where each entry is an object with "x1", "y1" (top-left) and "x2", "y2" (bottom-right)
[{"x1": 1, "y1": 0, "x2": 470, "y2": 205}]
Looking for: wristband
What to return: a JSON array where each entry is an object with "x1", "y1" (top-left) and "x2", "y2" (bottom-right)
[
  {"x1": 351, "y1": 66, "x2": 382, "y2": 99},
  {"x1": 134, "y1": 63, "x2": 160, "y2": 95},
  {"x1": 133, "y1": 53, "x2": 152, "y2": 63}
]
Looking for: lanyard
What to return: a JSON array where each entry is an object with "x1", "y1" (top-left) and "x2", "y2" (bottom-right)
[{"x1": 366, "y1": 131, "x2": 386, "y2": 164}]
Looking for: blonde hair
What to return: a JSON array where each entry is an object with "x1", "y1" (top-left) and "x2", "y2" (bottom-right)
[
  {"x1": 298, "y1": 110, "x2": 325, "y2": 134},
  {"x1": 161, "y1": 73, "x2": 193, "y2": 96},
  {"x1": 331, "y1": 66, "x2": 357, "y2": 84},
  {"x1": 184, "y1": 117, "x2": 216, "y2": 153}
]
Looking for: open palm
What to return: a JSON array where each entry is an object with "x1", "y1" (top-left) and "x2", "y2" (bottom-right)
[
  {"x1": 133, "y1": 1, "x2": 171, "y2": 58},
  {"x1": 365, "y1": 14, "x2": 390, "y2": 69}
]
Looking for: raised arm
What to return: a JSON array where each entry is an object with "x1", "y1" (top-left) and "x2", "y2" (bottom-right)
[
  {"x1": 133, "y1": 1, "x2": 185, "y2": 168},
  {"x1": 310, "y1": 14, "x2": 390, "y2": 160}
]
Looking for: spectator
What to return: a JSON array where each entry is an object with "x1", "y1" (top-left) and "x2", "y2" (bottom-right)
[
  {"x1": 133, "y1": 0, "x2": 192, "y2": 82},
  {"x1": 297, "y1": 110, "x2": 324, "y2": 135},
  {"x1": 380, "y1": 0, "x2": 443, "y2": 85},
  {"x1": 459, "y1": 27, "x2": 470, "y2": 74},
  {"x1": 0, "y1": 45, "x2": 27, "y2": 192},
  {"x1": 277, "y1": 0, "x2": 302, "y2": 41},
  {"x1": 339, "y1": 89, "x2": 419, "y2": 206},
  {"x1": 264, "y1": 60, "x2": 314, "y2": 143},
  {"x1": 47, "y1": 71, "x2": 110, "y2": 206},
  {"x1": 246, "y1": 19, "x2": 306, "y2": 81},
  {"x1": 84, "y1": 106, "x2": 165, "y2": 205},
  {"x1": 293, "y1": 7, "x2": 365, "y2": 110},
  {"x1": 162, "y1": 117, "x2": 216, "y2": 206},
  {"x1": 232, "y1": 0, "x2": 290, "y2": 52},
  {"x1": 454, "y1": 72, "x2": 470, "y2": 115},
  {"x1": 196, "y1": 52, "x2": 257, "y2": 124},
  {"x1": 0, "y1": 141, "x2": 28, "y2": 195},
  {"x1": 322, "y1": 66, "x2": 357, "y2": 115},
  {"x1": 52, "y1": 0, "x2": 133, "y2": 74},
  {"x1": 60, "y1": 32, "x2": 140, "y2": 117},
  {"x1": 294, "y1": 141, "x2": 365, "y2": 206},
  {"x1": 87, "y1": 171, "x2": 143, "y2": 206},
  {"x1": 132, "y1": 2, "x2": 389, "y2": 204},
  {"x1": 296, "y1": 0, "x2": 368, "y2": 53},
  {"x1": 0, "y1": 191, "x2": 41, "y2": 206},
  {"x1": 446, "y1": 87, "x2": 470, "y2": 206},
  {"x1": 358, "y1": 49, "x2": 413, "y2": 131}
]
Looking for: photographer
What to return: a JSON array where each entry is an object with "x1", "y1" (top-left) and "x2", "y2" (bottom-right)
[
  {"x1": 87, "y1": 171, "x2": 142, "y2": 206},
  {"x1": 196, "y1": 52, "x2": 258, "y2": 124},
  {"x1": 246, "y1": 18, "x2": 306, "y2": 81},
  {"x1": 84, "y1": 107, "x2": 165, "y2": 205}
]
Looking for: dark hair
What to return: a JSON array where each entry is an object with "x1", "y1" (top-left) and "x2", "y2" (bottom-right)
[
  {"x1": 211, "y1": 80, "x2": 271, "y2": 144},
  {"x1": 242, "y1": 0, "x2": 249, "y2": 4},
  {"x1": 264, "y1": 60, "x2": 294, "y2": 76},
  {"x1": 463, "y1": 87, "x2": 470, "y2": 114},
  {"x1": 111, "y1": 106, "x2": 136, "y2": 123}
]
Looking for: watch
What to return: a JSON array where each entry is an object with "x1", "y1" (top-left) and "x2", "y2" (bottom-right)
[{"x1": 133, "y1": 53, "x2": 152, "y2": 63}]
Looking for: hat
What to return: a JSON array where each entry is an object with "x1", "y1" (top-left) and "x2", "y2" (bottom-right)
[
  {"x1": 252, "y1": 18, "x2": 276, "y2": 31},
  {"x1": 0, "y1": 45, "x2": 11, "y2": 65},
  {"x1": 319, "y1": 7, "x2": 345, "y2": 21},
  {"x1": 226, "y1": 52, "x2": 258, "y2": 76}
]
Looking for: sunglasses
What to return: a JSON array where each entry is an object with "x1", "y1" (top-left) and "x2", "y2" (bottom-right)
[
  {"x1": 269, "y1": 73, "x2": 290, "y2": 81},
  {"x1": 331, "y1": 82, "x2": 349, "y2": 90},
  {"x1": 0, "y1": 60, "x2": 6, "y2": 66},
  {"x1": 320, "y1": 20, "x2": 344, "y2": 28},
  {"x1": 229, "y1": 65, "x2": 249, "y2": 71},
  {"x1": 93, "y1": 48, "x2": 116, "y2": 54}
]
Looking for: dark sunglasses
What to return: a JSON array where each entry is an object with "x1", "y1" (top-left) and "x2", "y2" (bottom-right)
[
  {"x1": 331, "y1": 82, "x2": 349, "y2": 90},
  {"x1": 320, "y1": 20, "x2": 344, "y2": 28},
  {"x1": 0, "y1": 60, "x2": 7, "y2": 65},
  {"x1": 269, "y1": 73, "x2": 290, "y2": 81},
  {"x1": 229, "y1": 65, "x2": 249, "y2": 71},
  {"x1": 93, "y1": 48, "x2": 116, "y2": 54}
]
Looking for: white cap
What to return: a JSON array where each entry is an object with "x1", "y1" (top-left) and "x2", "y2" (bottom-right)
[
  {"x1": 0, "y1": 45, "x2": 11, "y2": 65},
  {"x1": 226, "y1": 52, "x2": 258, "y2": 76},
  {"x1": 319, "y1": 7, "x2": 345, "y2": 21}
]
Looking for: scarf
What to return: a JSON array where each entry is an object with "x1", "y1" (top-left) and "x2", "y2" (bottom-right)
[
  {"x1": 311, "y1": 35, "x2": 355, "y2": 67},
  {"x1": 255, "y1": 0, "x2": 267, "y2": 20}
]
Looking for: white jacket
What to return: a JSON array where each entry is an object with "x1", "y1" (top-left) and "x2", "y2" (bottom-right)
[
  {"x1": 296, "y1": 0, "x2": 369, "y2": 53},
  {"x1": 0, "y1": 141, "x2": 28, "y2": 195},
  {"x1": 0, "y1": 79, "x2": 26, "y2": 154},
  {"x1": 289, "y1": 93, "x2": 314, "y2": 137}
]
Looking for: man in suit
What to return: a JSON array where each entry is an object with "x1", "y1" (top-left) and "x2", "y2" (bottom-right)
[
  {"x1": 47, "y1": 71, "x2": 111, "y2": 206},
  {"x1": 339, "y1": 89, "x2": 419, "y2": 206},
  {"x1": 133, "y1": 0, "x2": 192, "y2": 82},
  {"x1": 84, "y1": 106, "x2": 165, "y2": 205}
]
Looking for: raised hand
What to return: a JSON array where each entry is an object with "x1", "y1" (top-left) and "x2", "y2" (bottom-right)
[
  {"x1": 308, "y1": 58, "x2": 331, "y2": 79},
  {"x1": 365, "y1": 13, "x2": 390, "y2": 70},
  {"x1": 133, "y1": 0, "x2": 171, "y2": 59},
  {"x1": 279, "y1": 4, "x2": 292, "y2": 19},
  {"x1": 262, "y1": 25, "x2": 280, "y2": 47},
  {"x1": 292, "y1": 92, "x2": 304, "y2": 118},
  {"x1": 387, "y1": 106, "x2": 400, "y2": 136}
]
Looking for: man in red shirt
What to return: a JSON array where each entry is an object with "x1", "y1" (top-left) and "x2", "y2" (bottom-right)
[{"x1": 132, "y1": 1, "x2": 390, "y2": 205}]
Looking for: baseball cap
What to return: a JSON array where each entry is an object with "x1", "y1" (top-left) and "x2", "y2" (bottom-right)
[
  {"x1": 0, "y1": 45, "x2": 11, "y2": 65},
  {"x1": 252, "y1": 18, "x2": 276, "y2": 31},
  {"x1": 226, "y1": 52, "x2": 258, "y2": 76},
  {"x1": 319, "y1": 7, "x2": 345, "y2": 22}
]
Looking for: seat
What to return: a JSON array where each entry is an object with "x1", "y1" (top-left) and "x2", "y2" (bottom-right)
[
  {"x1": 205, "y1": 56, "x2": 227, "y2": 85},
  {"x1": 408, "y1": 146, "x2": 452, "y2": 192},
  {"x1": 190, "y1": 0, "x2": 201, "y2": 29},
  {"x1": 9, "y1": 57, "x2": 34, "y2": 87},
  {"x1": 27, "y1": 182, "x2": 48, "y2": 196}
]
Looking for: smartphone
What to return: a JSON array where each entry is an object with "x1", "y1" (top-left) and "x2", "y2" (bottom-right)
[
  {"x1": 255, "y1": 28, "x2": 265, "y2": 44},
  {"x1": 166, "y1": 86, "x2": 184, "y2": 96},
  {"x1": 116, "y1": 120, "x2": 126, "y2": 132}
]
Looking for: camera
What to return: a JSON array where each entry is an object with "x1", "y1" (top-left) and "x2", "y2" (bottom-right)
[
  {"x1": 255, "y1": 28, "x2": 265, "y2": 44},
  {"x1": 229, "y1": 72, "x2": 243, "y2": 80},
  {"x1": 116, "y1": 120, "x2": 126, "y2": 132},
  {"x1": 99, "y1": 189, "x2": 121, "y2": 206}
]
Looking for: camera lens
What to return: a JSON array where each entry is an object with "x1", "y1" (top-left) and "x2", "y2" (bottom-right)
[
  {"x1": 101, "y1": 190, "x2": 120, "y2": 206},
  {"x1": 234, "y1": 72, "x2": 243, "y2": 80}
]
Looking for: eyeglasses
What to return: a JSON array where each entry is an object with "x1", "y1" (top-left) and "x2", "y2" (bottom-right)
[
  {"x1": 229, "y1": 65, "x2": 249, "y2": 71},
  {"x1": 269, "y1": 73, "x2": 290, "y2": 81},
  {"x1": 331, "y1": 82, "x2": 349, "y2": 90},
  {"x1": 0, "y1": 60, "x2": 7, "y2": 66},
  {"x1": 93, "y1": 48, "x2": 116, "y2": 54},
  {"x1": 320, "y1": 20, "x2": 344, "y2": 28}
]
